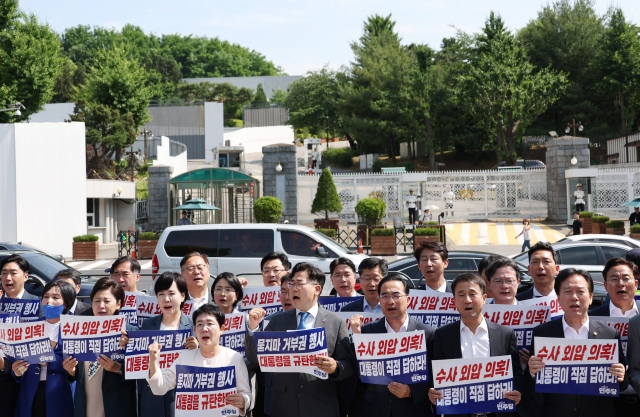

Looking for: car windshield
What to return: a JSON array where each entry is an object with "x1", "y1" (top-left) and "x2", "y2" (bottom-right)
[
  {"x1": 310, "y1": 230, "x2": 350, "y2": 254},
  {"x1": 21, "y1": 253, "x2": 71, "y2": 278}
]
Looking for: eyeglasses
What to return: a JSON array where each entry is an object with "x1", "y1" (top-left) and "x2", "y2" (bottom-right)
[
  {"x1": 195, "y1": 322, "x2": 219, "y2": 331},
  {"x1": 491, "y1": 279, "x2": 517, "y2": 285},
  {"x1": 279, "y1": 289, "x2": 290, "y2": 296},
  {"x1": 608, "y1": 277, "x2": 635, "y2": 285},
  {"x1": 287, "y1": 281, "x2": 314, "y2": 289},
  {"x1": 331, "y1": 273, "x2": 354, "y2": 280},
  {"x1": 262, "y1": 268, "x2": 284, "y2": 275},
  {"x1": 183, "y1": 264, "x2": 207, "y2": 273},
  {"x1": 361, "y1": 276, "x2": 382, "y2": 284},
  {"x1": 380, "y1": 292, "x2": 406, "y2": 301},
  {"x1": 213, "y1": 288, "x2": 236, "y2": 295}
]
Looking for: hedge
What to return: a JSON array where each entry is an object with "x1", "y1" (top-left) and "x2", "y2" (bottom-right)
[
  {"x1": 578, "y1": 211, "x2": 593, "y2": 218},
  {"x1": 316, "y1": 228, "x2": 336, "y2": 238},
  {"x1": 323, "y1": 148, "x2": 356, "y2": 168},
  {"x1": 73, "y1": 234, "x2": 99, "y2": 242},
  {"x1": 630, "y1": 224, "x2": 640, "y2": 233},
  {"x1": 592, "y1": 215, "x2": 610, "y2": 224},
  {"x1": 605, "y1": 220, "x2": 625, "y2": 228},
  {"x1": 371, "y1": 228, "x2": 394, "y2": 236},
  {"x1": 414, "y1": 227, "x2": 439, "y2": 236},
  {"x1": 139, "y1": 232, "x2": 160, "y2": 240},
  {"x1": 254, "y1": 196, "x2": 283, "y2": 223},
  {"x1": 355, "y1": 198, "x2": 386, "y2": 226}
]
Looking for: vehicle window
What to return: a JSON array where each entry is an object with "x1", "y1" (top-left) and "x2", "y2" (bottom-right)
[
  {"x1": 400, "y1": 264, "x2": 421, "y2": 281},
  {"x1": 447, "y1": 258, "x2": 471, "y2": 270},
  {"x1": 0, "y1": 246, "x2": 7, "y2": 250},
  {"x1": 218, "y1": 229, "x2": 274, "y2": 258},
  {"x1": 513, "y1": 252, "x2": 529, "y2": 265},
  {"x1": 600, "y1": 246, "x2": 630, "y2": 262},
  {"x1": 20, "y1": 253, "x2": 68, "y2": 278},
  {"x1": 281, "y1": 231, "x2": 325, "y2": 257},
  {"x1": 599, "y1": 239, "x2": 636, "y2": 248},
  {"x1": 556, "y1": 246, "x2": 599, "y2": 266},
  {"x1": 164, "y1": 230, "x2": 219, "y2": 257}
]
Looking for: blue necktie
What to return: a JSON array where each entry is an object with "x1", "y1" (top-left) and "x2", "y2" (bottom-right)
[{"x1": 298, "y1": 312, "x2": 309, "y2": 330}]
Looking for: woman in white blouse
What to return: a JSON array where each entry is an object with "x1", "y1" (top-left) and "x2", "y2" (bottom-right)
[{"x1": 147, "y1": 303, "x2": 251, "y2": 415}]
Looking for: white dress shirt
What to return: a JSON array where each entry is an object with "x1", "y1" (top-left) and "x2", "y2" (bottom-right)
[
  {"x1": 562, "y1": 316, "x2": 589, "y2": 339},
  {"x1": 533, "y1": 287, "x2": 556, "y2": 298},
  {"x1": 426, "y1": 280, "x2": 447, "y2": 293},
  {"x1": 609, "y1": 301, "x2": 639, "y2": 318},
  {"x1": 385, "y1": 314, "x2": 410, "y2": 333},
  {"x1": 188, "y1": 292, "x2": 210, "y2": 311},
  {"x1": 363, "y1": 302, "x2": 382, "y2": 314},
  {"x1": 460, "y1": 318, "x2": 490, "y2": 359},
  {"x1": 296, "y1": 303, "x2": 319, "y2": 329},
  {"x1": 406, "y1": 195, "x2": 417, "y2": 208}
]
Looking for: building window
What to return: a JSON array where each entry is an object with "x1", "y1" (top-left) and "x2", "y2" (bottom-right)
[{"x1": 87, "y1": 198, "x2": 100, "y2": 227}]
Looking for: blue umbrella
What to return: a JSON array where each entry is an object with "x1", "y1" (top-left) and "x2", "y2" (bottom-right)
[{"x1": 622, "y1": 198, "x2": 640, "y2": 207}]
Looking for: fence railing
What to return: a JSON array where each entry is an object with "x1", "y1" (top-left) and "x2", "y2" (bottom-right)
[{"x1": 135, "y1": 200, "x2": 148, "y2": 220}]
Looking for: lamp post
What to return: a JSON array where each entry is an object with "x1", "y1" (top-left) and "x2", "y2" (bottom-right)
[
  {"x1": 0, "y1": 102, "x2": 25, "y2": 116},
  {"x1": 565, "y1": 119, "x2": 584, "y2": 137}
]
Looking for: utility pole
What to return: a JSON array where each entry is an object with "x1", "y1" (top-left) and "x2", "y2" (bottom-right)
[
  {"x1": 128, "y1": 146, "x2": 135, "y2": 181},
  {"x1": 140, "y1": 128, "x2": 152, "y2": 161}
]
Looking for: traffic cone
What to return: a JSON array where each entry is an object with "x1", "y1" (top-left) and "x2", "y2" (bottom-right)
[
  {"x1": 358, "y1": 238, "x2": 363, "y2": 254},
  {"x1": 131, "y1": 247, "x2": 137, "y2": 259},
  {"x1": 308, "y1": 164, "x2": 313, "y2": 175}
]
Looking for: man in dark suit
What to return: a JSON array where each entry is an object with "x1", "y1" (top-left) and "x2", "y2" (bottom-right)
[
  {"x1": 516, "y1": 241, "x2": 559, "y2": 301},
  {"x1": 341, "y1": 257, "x2": 387, "y2": 313},
  {"x1": 429, "y1": 273, "x2": 523, "y2": 417},
  {"x1": 0, "y1": 254, "x2": 39, "y2": 300},
  {"x1": 477, "y1": 254, "x2": 504, "y2": 299},
  {"x1": 54, "y1": 268, "x2": 91, "y2": 315},
  {"x1": 245, "y1": 262, "x2": 355, "y2": 417},
  {"x1": 415, "y1": 241, "x2": 452, "y2": 292},
  {"x1": 349, "y1": 274, "x2": 435, "y2": 417},
  {"x1": 528, "y1": 268, "x2": 627, "y2": 417}
]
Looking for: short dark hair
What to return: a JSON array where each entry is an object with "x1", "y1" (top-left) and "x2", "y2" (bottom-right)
[
  {"x1": 0, "y1": 254, "x2": 29, "y2": 274},
  {"x1": 110, "y1": 256, "x2": 141, "y2": 274},
  {"x1": 485, "y1": 258, "x2": 521, "y2": 281},
  {"x1": 451, "y1": 273, "x2": 486, "y2": 295},
  {"x1": 54, "y1": 269, "x2": 82, "y2": 287},
  {"x1": 414, "y1": 241, "x2": 448, "y2": 262},
  {"x1": 260, "y1": 252, "x2": 290, "y2": 271},
  {"x1": 212, "y1": 272, "x2": 244, "y2": 309},
  {"x1": 626, "y1": 248, "x2": 640, "y2": 265},
  {"x1": 330, "y1": 257, "x2": 356, "y2": 275},
  {"x1": 180, "y1": 252, "x2": 209, "y2": 268},
  {"x1": 602, "y1": 257, "x2": 636, "y2": 282},
  {"x1": 554, "y1": 268, "x2": 593, "y2": 294},
  {"x1": 42, "y1": 279, "x2": 77, "y2": 312},
  {"x1": 154, "y1": 272, "x2": 189, "y2": 308},
  {"x1": 193, "y1": 303, "x2": 225, "y2": 327},
  {"x1": 280, "y1": 273, "x2": 293, "y2": 286},
  {"x1": 377, "y1": 273, "x2": 410, "y2": 295},
  {"x1": 291, "y1": 262, "x2": 325, "y2": 288},
  {"x1": 528, "y1": 241, "x2": 558, "y2": 264},
  {"x1": 358, "y1": 257, "x2": 389, "y2": 276},
  {"x1": 90, "y1": 277, "x2": 125, "y2": 308},
  {"x1": 477, "y1": 255, "x2": 504, "y2": 276}
]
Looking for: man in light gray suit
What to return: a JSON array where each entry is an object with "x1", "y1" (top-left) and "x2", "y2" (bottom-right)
[{"x1": 245, "y1": 262, "x2": 355, "y2": 417}]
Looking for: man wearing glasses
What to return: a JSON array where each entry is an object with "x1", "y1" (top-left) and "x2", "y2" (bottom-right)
[
  {"x1": 260, "y1": 252, "x2": 290, "y2": 287},
  {"x1": 245, "y1": 262, "x2": 355, "y2": 417},
  {"x1": 486, "y1": 258, "x2": 521, "y2": 305},
  {"x1": 180, "y1": 252, "x2": 211, "y2": 310},
  {"x1": 349, "y1": 273, "x2": 435, "y2": 417},
  {"x1": 329, "y1": 258, "x2": 359, "y2": 298},
  {"x1": 341, "y1": 258, "x2": 387, "y2": 313}
]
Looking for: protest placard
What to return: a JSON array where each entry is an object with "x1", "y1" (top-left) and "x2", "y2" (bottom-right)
[
  {"x1": 220, "y1": 313, "x2": 246, "y2": 356},
  {"x1": 120, "y1": 292, "x2": 141, "y2": 327},
  {"x1": 0, "y1": 320, "x2": 55, "y2": 364},
  {"x1": 181, "y1": 301, "x2": 196, "y2": 317},
  {"x1": 0, "y1": 298, "x2": 40, "y2": 321},
  {"x1": 534, "y1": 337, "x2": 620, "y2": 396},
  {"x1": 0, "y1": 313, "x2": 20, "y2": 323},
  {"x1": 318, "y1": 296, "x2": 363, "y2": 313},
  {"x1": 432, "y1": 355, "x2": 515, "y2": 414},
  {"x1": 124, "y1": 329, "x2": 190, "y2": 379},
  {"x1": 335, "y1": 312, "x2": 384, "y2": 336},
  {"x1": 60, "y1": 315, "x2": 126, "y2": 361},
  {"x1": 406, "y1": 290, "x2": 460, "y2": 328},
  {"x1": 590, "y1": 316, "x2": 629, "y2": 358},
  {"x1": 175, "y1": 364, "x2": 239, "y2": 417},
  {"x1": 240, "y1": 287, "x2": 282, "y2": 316},
  {"x1": 483, "y1": 304, "x2": 550, "y2": 350},
  {"x1": 352, "y1": 331, "x2": 429, "y2": 385},
  {"x1": 253, "y1": 327, "x2": 328, "y2": 379},
  {"x1": 136, "y1": 295, "x2": 163, "y2": 327},
  {"x1": 520, "y1": 294, "x2": 563, "y2": 318}
]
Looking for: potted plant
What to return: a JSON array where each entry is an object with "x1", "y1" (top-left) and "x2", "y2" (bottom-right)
[
  {"x1": 413, "y1": 227, "x2": 441, "y2": 247},
  {"x1": 630, "y1": 224, "x2": 640, "y2": 240},
  {"x1": 355, "y1": 197, "x2": 387, "y2": 246},
  {"x1": 254, "y1": 196, "x2": 283, "y2": 223},
  {"x1": 316, "y1": 228, "x2": 337, "y2": 240},
  {"x1": 138, "y1": 232, "x2": 160, "y2": 259},
  {"x1": 579, "y1": 212, "x2": 593, "y2": 234},
  {"x1": 605, "y1": 220, "x2": 625, "y2": 236},
  {"x1": 312, "y1": 169, "x2": 342, "y2": 232},
  {"x1": 72, "y1": 234, "x2": 99, "y2": 260},
  {"x1": 591, "y1": 216, "x2": 610, "y2": 234},
  {"x1": 370, "y1": 228, "x2": 396, "y2": 255}
]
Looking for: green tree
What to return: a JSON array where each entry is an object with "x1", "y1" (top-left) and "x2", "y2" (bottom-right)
[
  {"x1": 270, "y1": 88, "x2": 288, "y2": 105},
  {"x1": 254, "y1": 196, "x2": 283, "y2": 223},
  {"x1": 311, "y1": 169, "x2": 343, "y2": 220},
  {"x1": 252, "y1": 83, "x2": 269, "y2": 106},
  {"x1": 0, "y1": 0, "x2": 63, "y2": 121},
  {"x1": 172, "y1": 82, "x2": 253, "y2": 120}
]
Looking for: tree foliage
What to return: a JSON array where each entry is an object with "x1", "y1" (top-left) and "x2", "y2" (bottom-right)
[
  {"x1": 252, "y1": 83, "x2": 269, "y2": 106},
  {"x1": 254, "y1": 196, "x2": 283, "y2": 223},
  {"x1": 172, "y1": 81, "x2": 254, "y2": 120},
  {"x1": 311, "y1": 169, "x2": 342, "y2": 220},
  {"x1": 355, "y1": 198, "x2": 386, "y2": 226}
]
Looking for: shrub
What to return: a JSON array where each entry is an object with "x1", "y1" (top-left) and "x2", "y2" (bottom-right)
[
  {"x1": 73, "y1": 234, "x2": 99, "y2": 242},
  {"x1": 254, "y1": 196, "x2": 283, "y2": 223},
  {"x1": 311, "y1": 169, "x2": 342, "y2": 220},
  {"x1": 414, "y1": 227, "x2": 439, "y2": 236},
  {"x1": 139, "y1": 232, "x2": 159, "y2": 240},
  {"x1": 605, "y1": 220, "x2": 625, "y2": 228},
  {"x1": 316, "y1": 228, "x2": 336, "y2": 238},
  {"x1": 224, "y1": 119, "x2": 243, "y2": 127},
  {"x1": 425, "y1": 221, "x2": 440, "y2": 226},
  {"x1": 323, "y1": 148, "x2": 356, "y2": 168},
  {"x1": 579, "y1": 211, "x2": 593, "y2": 218},
  {"x1": 371, "y1": 228, "x2": 394, "y2": 236},
  {"x1": 592, "y1": 216, "x2": 610, "y2": 224},
  {"x1": 355, "y1": 198, "x2": 386, "y2": 226},
  {"x1": 630, "y1": 224, "x2": 640, "y2": 233}
]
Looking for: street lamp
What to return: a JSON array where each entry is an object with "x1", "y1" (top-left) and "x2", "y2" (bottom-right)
[
  {"x1": 0, "y1": 102, "x2": 25, "y2": 116},
  {"x1": 571, "y1": 155, "x2": 577, "y2": 165},
  {"x1": 275, "y1": 162, "x2": 282, "y2": 172},
  {"x1": 565, "y1": 119, "x2": 584, "y2": 136}
]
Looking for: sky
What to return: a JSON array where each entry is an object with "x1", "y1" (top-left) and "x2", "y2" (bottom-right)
[{"x1": 19, "y1": 0, "x2": 640, "y2": 75}]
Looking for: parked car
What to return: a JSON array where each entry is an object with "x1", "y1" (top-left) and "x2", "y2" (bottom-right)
[
  {"x1": 492, "y1": 160, "x2": 546, "y2": 170},
  {"x1": 0, "y1": 242, "x2": 64, "y2": 262},
  {"x1": 556, "y1": 234, "x2": 640, "y2": 248},
  {"x1": 0, "y1": 250, "x2": 94, "y2": 298},
  {"x1": 387, "y1": 250, "x2": 534, "y2": 293}
]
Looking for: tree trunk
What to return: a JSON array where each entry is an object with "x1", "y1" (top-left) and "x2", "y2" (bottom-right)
[
  {"x1": 345, "y1": 133, "x2": 357, "y2": 151},
  {"x1": 422, "y1": 115, "x2": 436, "y2": 171},
  {"x1": 388, "y1": 133, "x2": 396, "y2": 164}
]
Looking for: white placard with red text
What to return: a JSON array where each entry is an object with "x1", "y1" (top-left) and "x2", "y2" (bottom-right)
[
  {"x1": 0, "y1": 320, "x2": 55, "y2": 364},
  {"x1": 590, "y1": 316, "x2": 629, "y2": 358},
  {"x1": 220, "y1": 313, "x2": 246, "y2": 356},
  {"x1": 60, "y1": 315, "x2": 126, "y2": 361},
  {"x1": 483, "y1": 304, "x2": 550, "y2": 350},
  {"x1": 240, "y1": 287, "x2": 282, "y2": 316},
  {"x1": 520, "y1": 294, "x2": 563, "y2": 318},
  {"x1": 406, "y1": 289, "x2": 460, "y2": 328}
]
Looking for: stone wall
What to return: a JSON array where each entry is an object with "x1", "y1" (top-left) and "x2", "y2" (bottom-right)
[
  {"x1": 262, "y1": 144, "x2": 298, "y2": 223},
  {"x1": 546, "y1": 137, "x2": 589, "y2": 221},
  {"x1": 148, "y1": 165, "x2": 173, "y2": 231}
]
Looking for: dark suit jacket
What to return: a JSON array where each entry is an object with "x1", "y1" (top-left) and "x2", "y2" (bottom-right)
[
  {"x1": 433, "y1": 320, "x2": 522, "y2": 417},
  {"x1": 71, "y1": 323, "x2": 138, "y2": 417},
  {"x1": 73, "y1": 301, "x2": 91, "y2": 316},
  {"x1": 360, "y1": 317, "x2": 435, "y2": 417},
  {"x1": 628, "y1": 314, "x2": 640, "y2": 393},
  {"x1": 515, "y1": 287, "x2": 535, "y2": 301},
  {"x1": 245, "y1": 305, "x2": 355, "y2": 417},
  {"x1": 527, "y1": 318, "x2": 628, "y2": 417},
  {"x1": 589, "y1": 301, "x2": 640, "y2": 317},
  {"x1": 138, "y1": 313, "x2": 193, "y2": 417},
  {"x1": 1, "y1": 291, "x2": 39, "y2": 300},
  {"x1": 340, "y1": 298, "x2": 365, "y2": 312}
]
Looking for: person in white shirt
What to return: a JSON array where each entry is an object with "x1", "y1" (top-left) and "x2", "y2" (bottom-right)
[
  {"x1": 417, "y1": 209, "x2": 432, "y2": 225},
  {"x1": 180, "y1": 252, "x2": 212, "y2": 310},
  {"x1": 442, "y1": 186, "x2": 454, "y2": 217},
  {"x1": 329, "y1": 258, "x2": 359, "y2": 298},
  {"x1": 516, "y1": 241, "x2": 560, "y2": 301},
  {"x1": 573, "y1": 183, "x2": 585, "y2": 213},
  {"x1": 589, "y1": 257, "x2": 638, "y2": 317},
  {"x1": 406, "y1": 189, "x2": 418, "y2": 225},
  {"x1": 487, "y1": 258, "x2": 521, "y2": 305},
  {"x1": 414, "y1": 241, "x2": 451, "y2": 292},
  {"x1": 147, "y1": 304, "x2": 251, "y2": 416}
]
